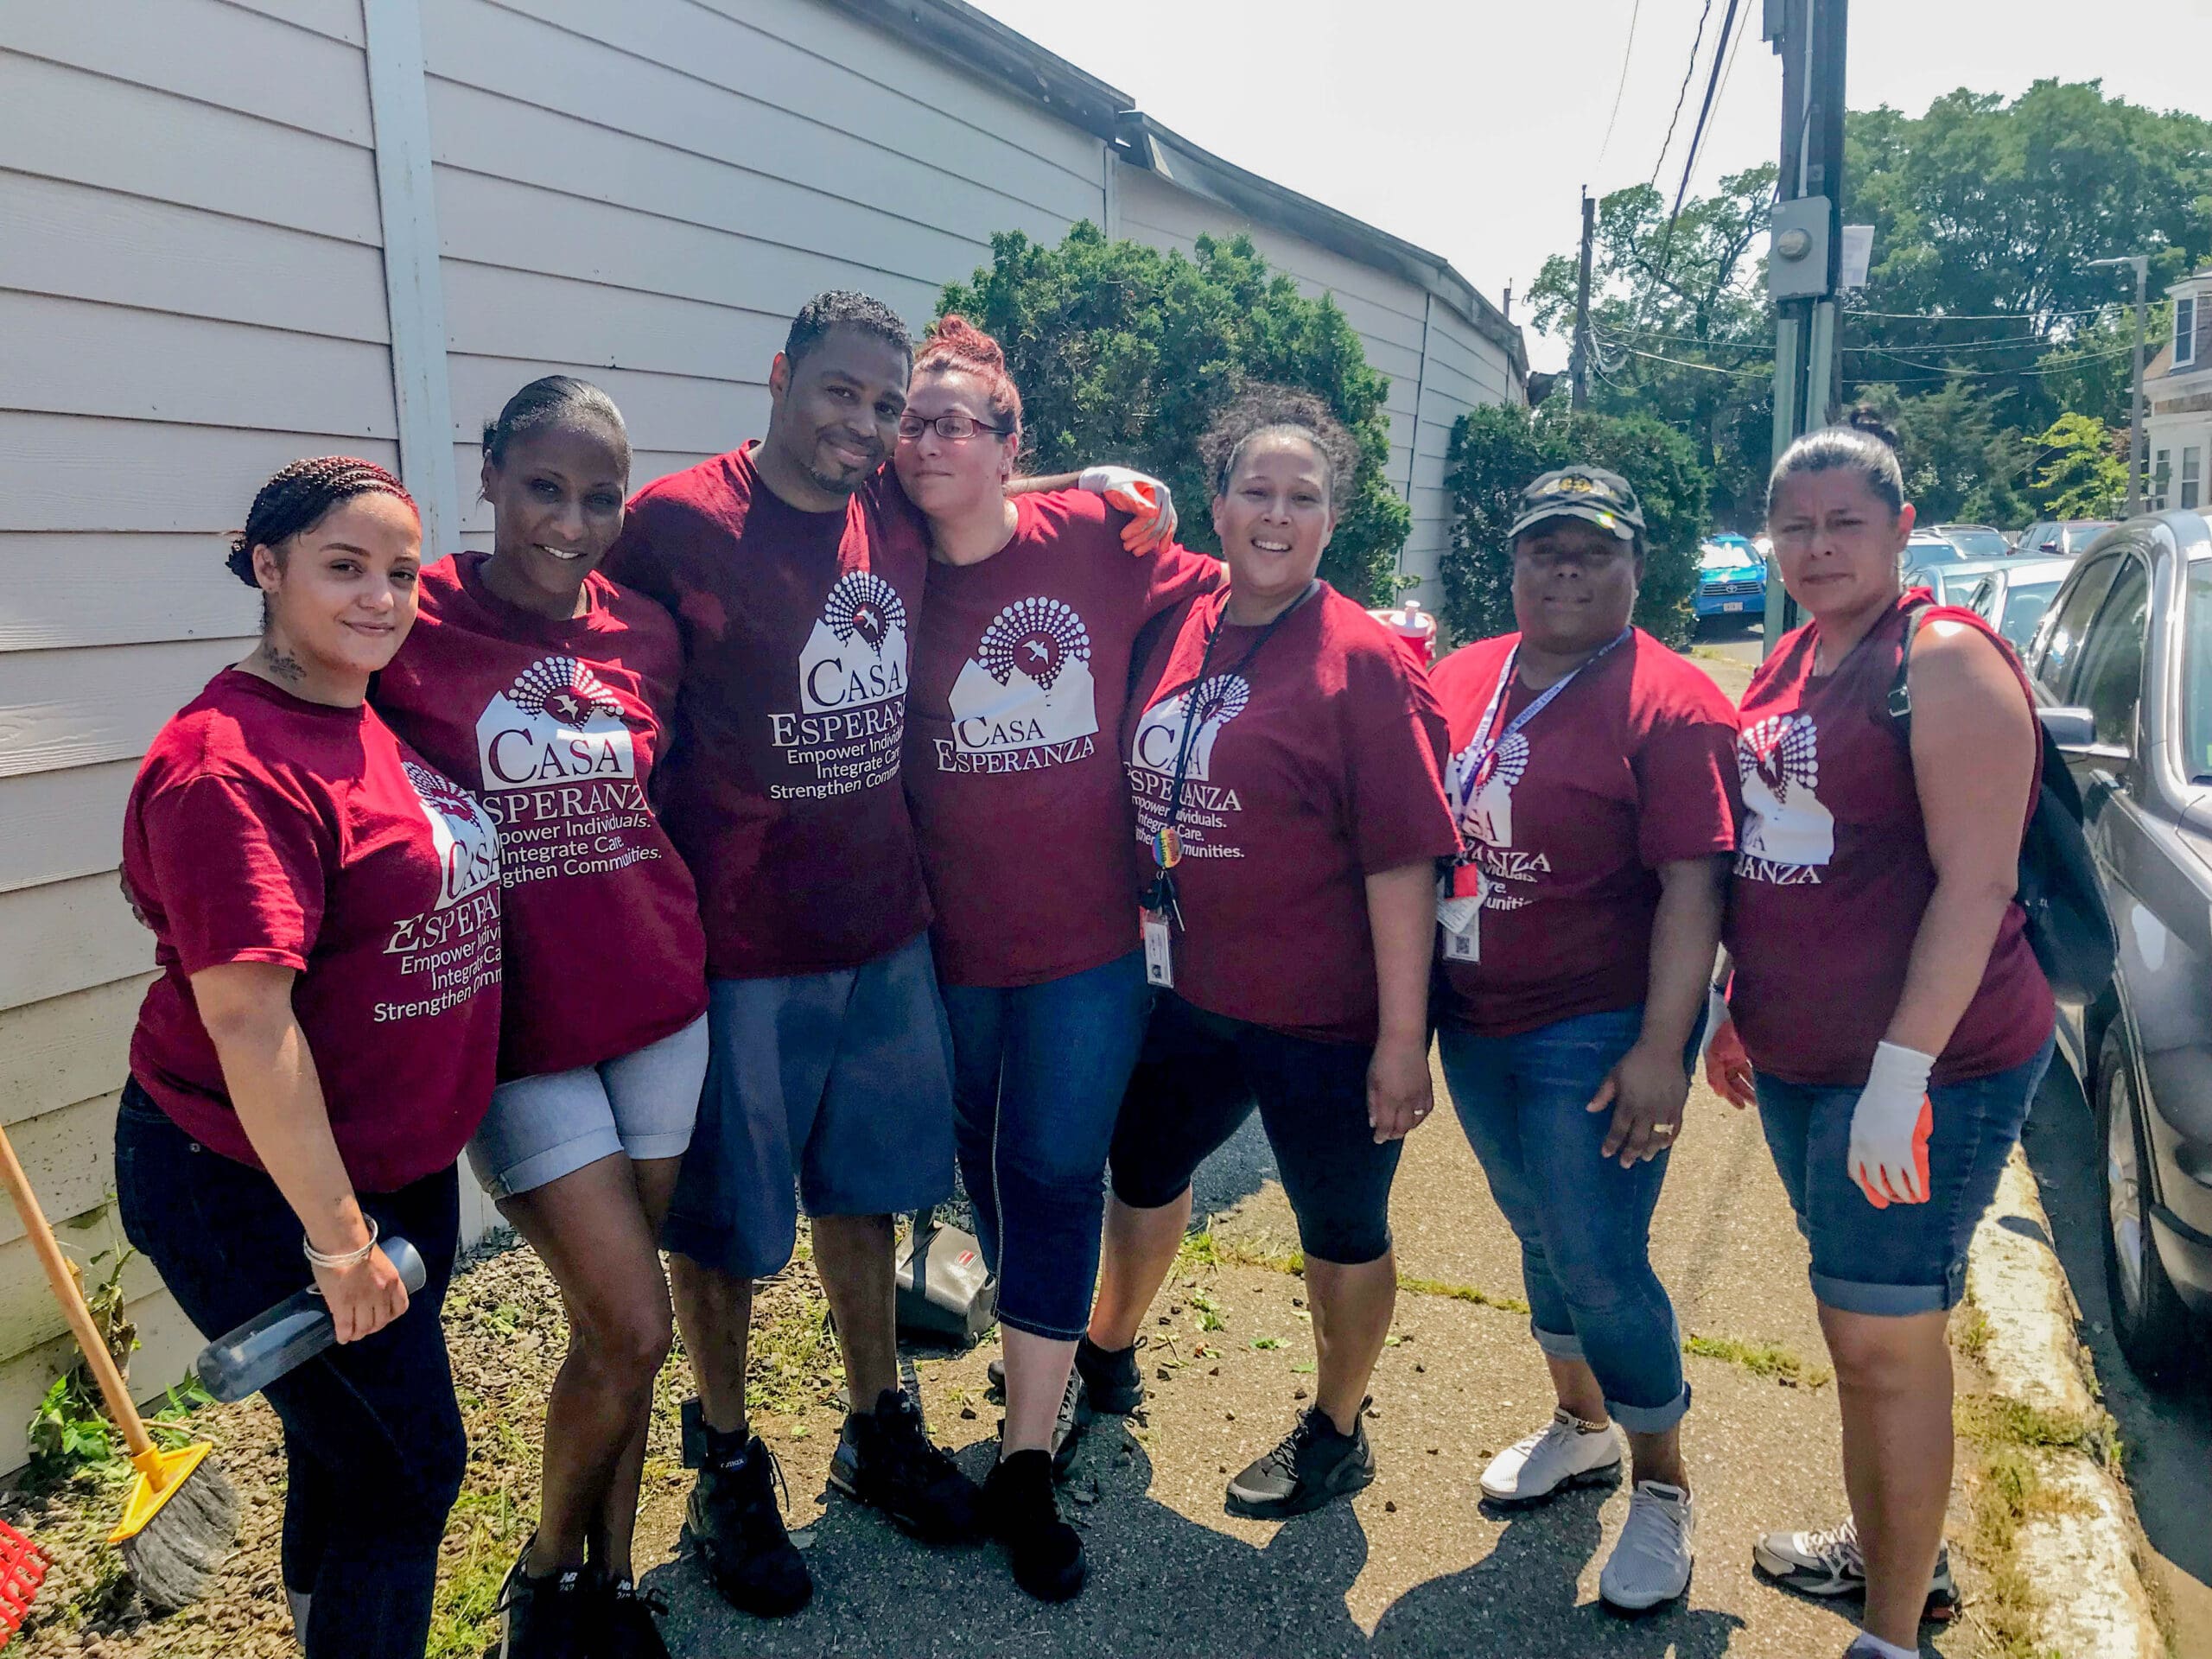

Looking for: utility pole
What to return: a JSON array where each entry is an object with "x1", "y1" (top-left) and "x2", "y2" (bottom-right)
[
  {"x1": 1570, "y1": 188, "x2": 1595, "y2": 410},
  {"x1": 1762, "y1": 0, "x2": 1848, "y2": 651},
  {"x1": 2089, "y1": 254, "x2": 2151, "y2": 516}
]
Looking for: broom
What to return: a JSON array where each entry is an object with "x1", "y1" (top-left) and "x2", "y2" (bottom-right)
[{"x1": 0, "y1": 1122, "x2": 238, "y2": 1611}]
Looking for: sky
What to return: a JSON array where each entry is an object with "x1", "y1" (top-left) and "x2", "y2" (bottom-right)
[{"x1": 968, "y1": 0, "x2": 2212, "y2": 371}]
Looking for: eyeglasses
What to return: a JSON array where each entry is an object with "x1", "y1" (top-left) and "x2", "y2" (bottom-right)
[{"x1": 896, "y1": 412, "x2": 1007, "y2": 442}]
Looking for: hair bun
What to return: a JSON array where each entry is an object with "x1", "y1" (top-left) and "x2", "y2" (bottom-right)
[
  {"x1": 924, "y1": 314, "x2": 1008, "y2": 373},
  {"x1": 1842, "y1": 403, "x2": 1901, "y2": 453}
]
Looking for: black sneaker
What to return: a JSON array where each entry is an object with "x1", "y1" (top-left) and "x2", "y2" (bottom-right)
[
  {"x1": 493, "y1": 1546, "x2": 592, "y2": 1659},
  {"x1": 982, "y1": 1449, "x2": 1088, "y2": 1602},
  {"x1": 595, "y1": 1575, "x2": 672, "y2": 1659},
  {"x1": 1075, "y1": 1335, "x2": 1146, "y2": 1416},
  {"x1": 829, "y1": 1388, "x2": 984, "y2": 1542},
  {"x1": 1225, "y1": 1408, "x2": 1376, "y2": 1519},
  {"x1": 683, "y1": 1431, "x2": 812, "y2": 1618}
]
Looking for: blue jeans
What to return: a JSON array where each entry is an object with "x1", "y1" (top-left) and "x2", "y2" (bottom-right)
[
  {"x1": 941, "y1": 950, "x2": 1151, "y2": 1339},
  {"x1": 1437, "y1": 1007, "x2": 1690, "y2": 1433},
  {"x1": 1755, "y1": 1033, "x2": 2055, "y2": 1316},
  {"x1": 114, "y1": 1083, "x2": 465, "y2": 1659}
]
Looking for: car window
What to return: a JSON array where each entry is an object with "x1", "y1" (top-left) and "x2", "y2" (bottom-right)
[
  {"x1": 1964, "y1": 575, "x2": 1998, "y2": 616},
  {"x1": 2064, "y1": 522, "x2": 2115, "y2": 555},
  {"x1": 2030, "y1": 553, "x2": 2122, "y2": 700},
  {"x1": 1998, "y1": 580, "x2": 2062, "y2": 650},
  {"x1": 2023, "y1": 524, "x2": 2057, "y2": 555},
  {"x1": 1948, "y1": 529, "x2": 2010, "y2": 558},
  {"x1": 2070, "y1": 557, "x2": 2150, "y2": 748},
  {"x1": 2185, "y1": 561, "x2": 2212, "y2": 782}
]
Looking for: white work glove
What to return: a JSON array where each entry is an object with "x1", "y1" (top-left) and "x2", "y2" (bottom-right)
[
  {"x1": 1699, "y1": 985, "x2": 1730, "y2": 1064},
  {"x1": 1848, "y1": 1040, "x2": 1936, "y2": 1208},
  {"x1": 1079, "y1": 467, "x2": 1178, "y2": 552}
]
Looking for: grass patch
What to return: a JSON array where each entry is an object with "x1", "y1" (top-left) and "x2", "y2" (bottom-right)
[
  {"x1": 1187, "y1": 1289, "x2": 1225, "y2": 1332},
  {"x1": 1953, "y1": 1305, "x2": 1995, "y2": 1365},
  {"x1": 747, "y1": 1287, "x2": 842, "y2": 1417},
  {"x1": 1955, "y1": 1393, "x2": 2120, "y2": 1467},
  {"x1": 1395, "y1": 1274, "x2": 1530, "y2": 1315},
  {"x1": 429, "y1": 1489, "x2": 527, "y2": 1659},
  {"x1": 1177, "y1": 1228, "x2": 1305, "y2": 1275},
  {"x1": 1682, "y1": 1333, "x2": 1832, "y2": 1390},
  {"x1": 1950, "y1": 1391, "x2": 2118, "y2": 1659}
]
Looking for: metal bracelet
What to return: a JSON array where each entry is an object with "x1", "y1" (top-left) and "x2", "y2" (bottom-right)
[{"x1": 303, "y1": 1214, "x2": 379, "y2": 1270}]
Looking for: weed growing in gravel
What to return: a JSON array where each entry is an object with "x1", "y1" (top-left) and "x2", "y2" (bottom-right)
[
  {"x1": 1681, "y1": 1334, "x2": 1833, "y2": 1390},
  {"x1": 1395, "y1": 1274, "x2": 1531, "y2": 1316}
]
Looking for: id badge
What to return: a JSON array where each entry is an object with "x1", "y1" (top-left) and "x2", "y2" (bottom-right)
[
  {"x1": 1436, "y1": 871, "x2": 1481, "y2": 963},
  {"x1": 1141, "y1": 910, "x2": 1174, "y2": 988}
]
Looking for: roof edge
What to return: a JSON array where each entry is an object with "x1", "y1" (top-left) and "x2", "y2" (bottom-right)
[
  {"x1": 1121, "y1": 114, "x2": 1525, "y2": 381},
  {"x1": 821, "y1": 0, "x2": 1526, "y2": 383},
  {"x1": 817, "y1": 0, "x2": 1130, "y2": 141}
]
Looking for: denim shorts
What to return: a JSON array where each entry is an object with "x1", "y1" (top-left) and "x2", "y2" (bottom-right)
[
  {"x1": 663, "y1": 932, "x2": 957, "y2": 1280},
  {"x1": 1109, "y1": 993, "x2": 1400, "y2": 1266},
  {"x1": 1755, "y1": 1033, "x2": 2056, "y2": 1316},
  {"x1": 467, "y1": 1013, "x2": 709, "y2": 1200},
  {"x1": 943, "y1": 950, "x2": 1151, "y2": 1340}
]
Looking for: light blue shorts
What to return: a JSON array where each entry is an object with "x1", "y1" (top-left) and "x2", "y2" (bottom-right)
[{"x1": 467, "y1": 1014, "x2": 709, "y2": 1201}]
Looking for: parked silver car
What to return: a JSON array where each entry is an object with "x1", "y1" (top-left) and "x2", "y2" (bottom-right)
[
  {"x1": 2024, "y1": 511, "x2": 2212, "y2": 1380},
  {"x1": 2018, "y1": 518, "x2": 2118, "y2": 558},
  {"x1": 1962, "y1": 556, "x2": 2073, "y2": 650}
]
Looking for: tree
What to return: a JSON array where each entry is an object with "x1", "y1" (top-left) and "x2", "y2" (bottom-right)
[
  {"x1": 1440, "y1": 402, "x2": 1711, "y2": 650},
  {"x1": 2030, "y1": 414, "x2": 2129, "y2": 519},
  {"x1": 937, "y1": 222, "x2": 1410, "y2": 604},
  {"x1": 1853, "y1": 382, "x2": 2032, "y2": 527},
  {"x1": 1529, "y1": 168, "x2": 1776, "y2": 530}
]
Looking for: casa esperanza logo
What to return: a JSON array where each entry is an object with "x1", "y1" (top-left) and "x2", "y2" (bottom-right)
[
  {"x1": 799, "y1": 570, "x2": 910, "y2": 715},
  {"x1": 402, "y1": 760, "x2": 501, "y2": 909},
  {"x1": 1736, "y1": 712, "x2": 1834, "y2": 872},
  {"x1": 1130, "y1": 671, "x2": 1249, "y2": 783},
  {"x1": 475, "y1": 655, "x2": 638, "y2": 791},
  {"x1": 1454, "y1": 730, "x2": 1529, "y2": 849},
  {"x1": 945, "y1": 597, "x2": 1100, "y2": 756}
]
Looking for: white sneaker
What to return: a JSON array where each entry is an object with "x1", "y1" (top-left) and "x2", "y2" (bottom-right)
[
  {"x1": 1600, "y1": 1480, "x2": 1695, "y2": 1611},
  {"x1": 1478, "y1": 1407, "x2": 1623, "y2": 1504}
]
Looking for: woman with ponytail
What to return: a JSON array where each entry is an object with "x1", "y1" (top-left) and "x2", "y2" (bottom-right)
[
  {"x1": 374, "y1": 378, "x2": 707, "y2": 1659},
  {"x1": 117, "y1": 458, "x2": 499, "y2": 1658},
  {"x1": 894, "y1": 317, "x2": 1222, "y2": 1601},
  {"x1": 1708, "y1": 408, "x2": 2055, "y2": 1659}
]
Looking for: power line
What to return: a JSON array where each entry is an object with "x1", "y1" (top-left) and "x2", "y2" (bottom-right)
[
  {"x1": 1843, "y1": 303, "x2": 2116, "y2": 322},
  {"x1": 1592, "y1": 0, "x2": 1643, "y2": 176},
  {"x1": 1845, "y1": 341, "x2": 2139, "y2": 378},
  {"x1": 1649, "y1": 0, "x2": 1718, "y2": 188},
  {"x1": 1651, "y1": 0, "x2": 1744, "y2": 288},
  {"x1": 1607, "y1": 340, "x2": 1772, "y2": 378},
  {"x1": 1688, "y1": 0, "x2": 1753, "y2": 199}
]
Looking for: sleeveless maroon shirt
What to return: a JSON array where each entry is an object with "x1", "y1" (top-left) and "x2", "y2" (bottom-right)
[{"x1": 1725, "y1": 592, "x2": 2054, "y2": 1087}]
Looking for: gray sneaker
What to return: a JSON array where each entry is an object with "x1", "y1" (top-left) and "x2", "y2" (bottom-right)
[{"x1": 1753, "y1": 1516, "x2": 1958, "y2": 1620}]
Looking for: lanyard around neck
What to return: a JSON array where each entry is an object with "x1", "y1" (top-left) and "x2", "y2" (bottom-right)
[{"x1": 1452, "y1": 627, "x2": 1631, "y2": 817}]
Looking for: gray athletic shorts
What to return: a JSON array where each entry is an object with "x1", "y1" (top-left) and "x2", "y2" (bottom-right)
[
  {"x1": 661, "y1": 932, "x2": 956, "y2": 1280},
  {"x1": 467, "y1": 1014, "x2": 710, "y2": 1201}
]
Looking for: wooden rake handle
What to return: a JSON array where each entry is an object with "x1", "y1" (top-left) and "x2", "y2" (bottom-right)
[{"x1": 0, "y1": 1120, "x2": 156, "y2": 1459}]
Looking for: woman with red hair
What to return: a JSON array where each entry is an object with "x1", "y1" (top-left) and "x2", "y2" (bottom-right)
[{"x1": 897, "y1": 316, "x2": 1221, "y2": 1601}]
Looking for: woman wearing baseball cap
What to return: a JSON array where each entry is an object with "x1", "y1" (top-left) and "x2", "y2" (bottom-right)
[{"x1": 1430, "y1": 466, "x2": 1738, "y2": 1611}]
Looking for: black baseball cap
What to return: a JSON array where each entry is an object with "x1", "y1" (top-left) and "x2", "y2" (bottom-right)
[{"x1": 1509, "y1": 467, "x2": 1646, "y2": 543}]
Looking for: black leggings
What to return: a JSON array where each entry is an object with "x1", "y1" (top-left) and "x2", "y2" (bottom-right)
[
  {"x1": 1108, "y1": 994, "x2": 1401, "y2": 1264},
  {"x1": 114, "y1": 1082, "x2": 466, "y2": 1659}
]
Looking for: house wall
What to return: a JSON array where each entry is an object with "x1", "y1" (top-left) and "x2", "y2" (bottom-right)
[
  {"x1": 0, "y1": 0, "x2": 1515, "y2": 1464},
  {"x1": 0, "y1": 0, "x2": 397, "y2": 1440}
]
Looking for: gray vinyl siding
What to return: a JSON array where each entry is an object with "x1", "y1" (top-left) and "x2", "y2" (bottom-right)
[
  {"x1": 417, "y1": 0, "x2": 1109, "y2": 547},
  {"x1": 0, "y1": 0, "x2": 396, "y2": 1443}
]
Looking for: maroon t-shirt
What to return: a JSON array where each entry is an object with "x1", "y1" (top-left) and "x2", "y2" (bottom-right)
[
  {"x1": 375, "y1": 555, "x2": 708, "y2": 1078},
  {"x1": 602, "y1": 446, "x2": 933, "y2": 978},
  {"x1": 1725, "y1": 594, "x2": 2056, "y2": 1086},
  {"x1": 906, "y1": 492, "x2": 1224, "y2": 988},
  {"x1": 1433, "y1": 629, "x2": 1739, "y2": 1038},
  {"x1": 123, "y1": 670, "x2": 503, "y2": 1192},
  {"x1": 1122, "y1": 585, "x2": 1459, "y2": 1045}
]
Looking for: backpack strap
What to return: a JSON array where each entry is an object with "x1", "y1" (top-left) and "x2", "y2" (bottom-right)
[{"x1": 1885, "y1": 599, "x2": 1935, "y2": 734}]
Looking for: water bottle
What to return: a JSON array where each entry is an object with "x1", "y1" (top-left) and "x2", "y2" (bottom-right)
[{"x1": 194, "y1": 1237, "x2": 427, "y2": 1402}]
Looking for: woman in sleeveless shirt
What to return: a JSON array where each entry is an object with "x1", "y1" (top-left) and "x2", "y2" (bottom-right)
[{"x1": 1708, "y1": 410, "x2": 2055, "y2": 1659}]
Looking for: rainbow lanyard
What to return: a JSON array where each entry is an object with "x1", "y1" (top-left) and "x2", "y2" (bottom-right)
[
  {"x1": 1144, "y1": 583, "x2": 1318, "y2": 925},
  {"x1": 1452, "y1": 628, "x2": 1631, "y2": 831}
]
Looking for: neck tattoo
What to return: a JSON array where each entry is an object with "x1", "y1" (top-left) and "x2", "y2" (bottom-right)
[{"x1": 262, "y1": 648, "x2": 306, "y2": 684}]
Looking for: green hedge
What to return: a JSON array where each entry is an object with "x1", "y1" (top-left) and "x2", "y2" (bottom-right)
[
  {"x1": 1440, "y1": 403, "x2": 1711, "y2": 648},
  {"x1": 938, "y1": 222, "x2": 1411, "y2": 605}
]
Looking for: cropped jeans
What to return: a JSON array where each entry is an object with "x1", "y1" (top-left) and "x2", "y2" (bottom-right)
[
  {"x1": 1437, "y1": 1007, "x2": 1691, "y2": 1433},
  {"x1": 940, "y1": 950, "x2": 1152, "y2": 1340}
]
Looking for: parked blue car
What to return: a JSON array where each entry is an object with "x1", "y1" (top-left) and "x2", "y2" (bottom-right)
[{"x1": 1693, "y1": 534, "x2": 1766, "y2": 621}]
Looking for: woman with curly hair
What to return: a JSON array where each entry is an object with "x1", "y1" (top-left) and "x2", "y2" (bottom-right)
[
  {"x1": 1084, "y1": 385, "x2": 1459, "y2": 1520},
  {"x1": 895, "y1": 317, "x2": 1222, "y2": 1600},
  {"x1": 116, "y1": 457, "x2": 500, "y2": 1658}
]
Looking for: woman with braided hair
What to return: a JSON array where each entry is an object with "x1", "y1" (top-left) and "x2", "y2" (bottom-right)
[
  {"x1": 115, "y1": 456, "x2": 501, "y2": 1658},
  {"x1": 376, "y1": 377, "x2": 707, "y2": 1659},
  {"x1": 894, "y1": 317, "x2": 1221, "y2": 1601}
]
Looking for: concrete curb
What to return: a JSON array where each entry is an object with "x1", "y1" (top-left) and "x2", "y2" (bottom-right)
[{"x1": 1964, "y1": 1148, "x2": 2165, "y2": 1659}]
